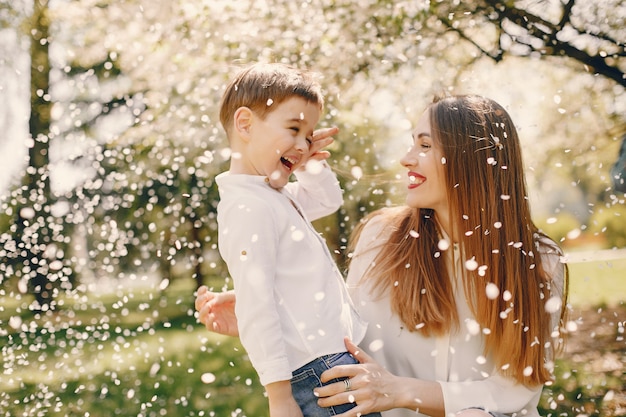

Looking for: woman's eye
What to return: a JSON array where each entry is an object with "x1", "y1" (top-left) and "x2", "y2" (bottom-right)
[
  {"x1": 290, "y1": 127, "x2": 299, "y2": 133},
  {"x1": 306, "y1": 137, "x2": 313, "y2": 147}
]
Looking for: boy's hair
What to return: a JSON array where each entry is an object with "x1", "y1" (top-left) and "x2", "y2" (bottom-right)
[{"x1": 219, "y1": 63, "x2": 325, "y2": 138}]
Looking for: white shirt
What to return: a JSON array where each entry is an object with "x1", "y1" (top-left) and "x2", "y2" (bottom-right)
[
  {"x1": 347, "y1": 210, "x2": 566, "y2": 417},
  {"x1": 216, "y1": 165, "x2": 367, "y2": 386}
]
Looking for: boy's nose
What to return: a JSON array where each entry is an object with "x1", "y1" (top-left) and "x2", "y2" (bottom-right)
[{"x1": 295, "y1": 136, "x2": 309, "y2": 152}]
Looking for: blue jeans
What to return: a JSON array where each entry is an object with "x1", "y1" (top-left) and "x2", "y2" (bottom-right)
[{"x1": 291, "y1": 352, "x2": 382, "y2": 417}]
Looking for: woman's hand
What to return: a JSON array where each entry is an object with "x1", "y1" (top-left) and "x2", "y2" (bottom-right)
[
  {"x1": 315, "y1": 337, "x2": 445, "y2": 417},
  {"x1": 194, "y1": 286, "x2": 239, "y2": 337},
  {"x1": 314, "y1": 337, "x2": 397, "y2": 416}
]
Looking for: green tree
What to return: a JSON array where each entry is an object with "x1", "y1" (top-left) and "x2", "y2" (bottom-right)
[
  {"x1": 3, "y1": 0, "x2": 624, "y2": 293},
  {"x1": 0, "y1": 0, "x2": 147, "y2": 311}
]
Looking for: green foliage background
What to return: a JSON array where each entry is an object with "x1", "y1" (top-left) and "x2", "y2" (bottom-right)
[
  {"x1": 2, "y1": 268, "x2": 625, "y2": 416},
  {"x1": 0, "y1": 0, "x2": 625, "y2": 415}
]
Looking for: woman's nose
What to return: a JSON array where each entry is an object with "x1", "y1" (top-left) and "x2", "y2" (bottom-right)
[{"x1": 401, "y1": 148, "x2": 417, "y2": 167}]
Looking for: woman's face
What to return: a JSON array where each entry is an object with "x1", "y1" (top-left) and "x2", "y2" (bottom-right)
[{"x1": 400, "y1": 109, "x2": 449, "y2": 216}]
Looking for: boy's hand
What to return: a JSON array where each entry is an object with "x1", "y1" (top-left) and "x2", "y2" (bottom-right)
[{"x1": 307, "y1": 126, "x2": 339, "y2": 161}]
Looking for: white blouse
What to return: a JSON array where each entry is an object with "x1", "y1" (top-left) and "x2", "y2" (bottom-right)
[{"x1": 347, "y1": 209, "x2": 565, "y2": 417}]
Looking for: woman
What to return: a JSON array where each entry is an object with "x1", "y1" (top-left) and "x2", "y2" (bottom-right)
[{"x1": 196, "y1": 94, "x2": 569, "y2": 417}]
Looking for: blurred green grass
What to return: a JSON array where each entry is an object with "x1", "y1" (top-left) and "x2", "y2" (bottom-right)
[
  {"x1": 541, "y1": 250, "x2": 626, "y2": 416},
  {"x1": 0, "y1": 253, "x2": 624, "y2": 416},
  {"x1": 568, "y1": 256, "x2": 626, "y2": 308},
  {"x1": 0, "y1": 279, "x2": 268, "y2": 417}
]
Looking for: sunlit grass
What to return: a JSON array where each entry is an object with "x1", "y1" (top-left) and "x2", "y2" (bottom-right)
[
  {"x1": 0, "y1": 279, "x2": 268, "y2": 416},
  {"x1": 2, "y1": 332, "x2": 267, "y2": 417},
  {"x1": 539, "y1": 250, "x2": 626, "y2": 416},
  {"x1": 1, "y1": 258, "x2": 625, "y2": 416},
  {"x1": 540, "y1": 313, "x2": 626, "y2": 417},
  {"x1": 568, "y1": 257, "x2": 626, "y2": 308}
]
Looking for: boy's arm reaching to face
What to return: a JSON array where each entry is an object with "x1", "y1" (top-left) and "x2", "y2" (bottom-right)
[{"x1": 289, "y1": 126, "x2": 343, "y2": 220}]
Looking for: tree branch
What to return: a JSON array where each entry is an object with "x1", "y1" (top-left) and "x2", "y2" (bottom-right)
[
  {"x1": 439, "y1": 15, "x2": 504, "y2": 62},
  {"x1": 486, "y1": 0, "x2": 625, "y2": 87}
]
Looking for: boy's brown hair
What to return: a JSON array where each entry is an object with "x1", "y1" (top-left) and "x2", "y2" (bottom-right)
[{"x1": 219, "y1": 63, "x2": 324, "y2": 138}]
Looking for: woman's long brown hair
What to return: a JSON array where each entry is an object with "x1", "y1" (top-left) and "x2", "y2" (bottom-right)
[{"x1": 352, "y1": 95, "x2": 569, "y2": 386}]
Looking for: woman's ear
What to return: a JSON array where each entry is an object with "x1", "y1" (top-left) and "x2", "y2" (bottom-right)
[{"x1": 233, "y1": 107, "x2": 253, "y2": 142}]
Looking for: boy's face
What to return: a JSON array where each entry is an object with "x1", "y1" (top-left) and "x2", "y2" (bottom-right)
[{"x1": 238, "y1": 96, "x2": 321, "y2": 189}]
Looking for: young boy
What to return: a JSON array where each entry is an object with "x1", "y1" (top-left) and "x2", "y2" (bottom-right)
[{"x1": 214, "y1": 63, "x2": 378, "y2": 417}]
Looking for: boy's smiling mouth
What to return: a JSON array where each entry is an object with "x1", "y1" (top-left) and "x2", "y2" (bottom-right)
[{"x1": 281, "y1": 156, "x2": 299, "y2": 171}]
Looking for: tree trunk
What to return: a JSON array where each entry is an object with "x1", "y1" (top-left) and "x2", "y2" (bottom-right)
[{"x1": 20, "y1": 0, "x2": 54, "y2": 313}]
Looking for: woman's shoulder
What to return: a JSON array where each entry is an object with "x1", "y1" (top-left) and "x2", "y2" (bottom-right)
[
  {"x1": 534, "y1": 233, "x2": 567, "y2": 289},
  {"x1": 361, "y1": 206, "x2": 411, "y2": 224},
  {"x1": 534, "y1": 233, "x2": 564, "y2": 257},
  {"x1": 359, "y1": 206, "x2": 407, "y2": 230},
  {"x1": 353, "y1": 206, "x2": 410, "y2": 249}
]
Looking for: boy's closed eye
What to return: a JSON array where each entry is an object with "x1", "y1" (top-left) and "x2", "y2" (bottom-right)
[{"x1": 290, "y1": 126, "x2": 313, "y2": 148}]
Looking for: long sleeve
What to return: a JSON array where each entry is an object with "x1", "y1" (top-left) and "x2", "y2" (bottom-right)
[
  {"x1": 440, "y1": 374, "x2": 542, "y2": 414},
  {"x1": 218, "y1": 196, "x2": 292, "y2": 385},
  {"x1": 288, "y1": 161, "x2": 343, "y2": 221}
]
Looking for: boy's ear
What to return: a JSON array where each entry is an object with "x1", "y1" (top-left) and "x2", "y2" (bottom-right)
[{"x1": 233, "y1": 107, "x2": 253, "y2": 141}]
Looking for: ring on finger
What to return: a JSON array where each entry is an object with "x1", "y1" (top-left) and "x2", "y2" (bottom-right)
[{"x1": 343, "y1": 378, "x2": 352, "y2": 392}]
